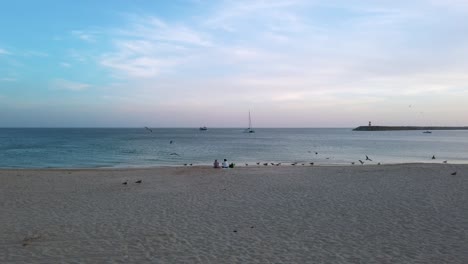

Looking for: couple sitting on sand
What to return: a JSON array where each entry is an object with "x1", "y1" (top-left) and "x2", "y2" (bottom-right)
[{"x1": 214, "y1": 159, "x2": 234, "y2": 168}]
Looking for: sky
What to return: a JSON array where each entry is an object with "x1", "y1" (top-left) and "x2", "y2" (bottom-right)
[{"x1": 1, "y1": 0, "x2": 468, "y2": 127}]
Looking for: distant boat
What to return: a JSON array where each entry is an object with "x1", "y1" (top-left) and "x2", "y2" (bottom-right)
[
  {"x1": 423, "y1": 131, "x2": 432, "y2": 134},
  {"x1": 199, "y1": 126, "x2": 208, "y2": 131},
  {"x1": 244, "y1": 111, "x2": 255, "y2": 133}
]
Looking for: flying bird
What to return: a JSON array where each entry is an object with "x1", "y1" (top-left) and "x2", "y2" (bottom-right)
[
  {"x1": 366, "y1": 155, "x2": 372, "y2": 161},
  {"x1": 359, "y1": 160, "x2": 364, "y2": 165},
  {"x1": 144, "y1": 127, "x2": 153, "y2": 132},
  {"x1": 170, "y1": 140, "x2": 173, "y2": 144}
]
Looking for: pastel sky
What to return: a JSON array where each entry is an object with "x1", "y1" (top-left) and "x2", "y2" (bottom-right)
[{"x1": 1, "y1": 0, "x2": 468, "y2": 127}]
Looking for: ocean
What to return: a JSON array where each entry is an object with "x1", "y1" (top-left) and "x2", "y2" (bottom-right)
[{"x1": 0, "y1": 128, "x2": 467, "y2": 168}]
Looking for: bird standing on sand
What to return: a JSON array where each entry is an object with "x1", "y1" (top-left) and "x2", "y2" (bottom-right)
[
  {"x1": 443, "y1": 160, "x2": 448, "y2": 164},
  {"x1": 256, "y1": 162, "x2": 260, "y2": 165},
  {"x1": 432, "y1": 155, "x2": 436, "y2": 159},
  {"x1": 451, "y1": 172, "x2": 457, "y2": 175},
  {"x1": 359, "y1": 160, "x2": 364, "y2": 165},
  {"x1": 263, "y1": 163, "x2": 268, "y2": 166},
  {"x1": 351, "y1": 162, "x2": 355, "y2": 165},
  {"x1": 310, "y1": 162, "x2": 314, "y2": 165},
  {"x1": 245, "y1": 163, "x2": 248, "y2": 166}
]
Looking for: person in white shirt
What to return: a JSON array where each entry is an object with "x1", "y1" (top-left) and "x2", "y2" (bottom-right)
[{"x1": 222, "y1": 159, "x2": 229, "y2": 168}]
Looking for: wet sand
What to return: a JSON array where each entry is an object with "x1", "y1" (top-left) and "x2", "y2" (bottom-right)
[{"x1": 1, "y1": 164, "x2": 467, "y2": 263}]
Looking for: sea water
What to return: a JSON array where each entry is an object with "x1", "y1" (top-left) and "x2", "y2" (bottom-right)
[{"x1": 0, "y1": 128, "x2": 467, "y2": 168}]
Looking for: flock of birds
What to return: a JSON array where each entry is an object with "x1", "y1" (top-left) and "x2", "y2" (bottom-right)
[{"x1": 141, "y1": 127, "x2": 458, "y2": 178}]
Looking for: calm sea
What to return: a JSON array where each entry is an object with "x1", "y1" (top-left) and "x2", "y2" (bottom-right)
[{"x1": 0, "y1": 128, "x2": 467, "y2": 168}]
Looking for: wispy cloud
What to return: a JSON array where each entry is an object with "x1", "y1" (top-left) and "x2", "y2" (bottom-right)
[
  {"x1": 60, "y1": 62, "x2": 71, "y2": 68},
  {"x1": 71, "y1": 30, "x2": 99, "y2": 43},
  {"x1": 0, "y1": 48, "x2": 10, "y2": 55},
  {"x1": 0, "y1": 77, "x2": 17, "y2": 82},
  {"x1": 52, "y1": 79, "x2": 91, "y2": 91}
]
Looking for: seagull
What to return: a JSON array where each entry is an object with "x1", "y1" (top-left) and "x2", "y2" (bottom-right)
[
  {"x1": 135, "y1": 180, "x2": 142, "y2": 183},
  {"x1": 122, "y1": 181, "x2": 128, "y2": 185},
  {"x1": 309, "y1": 162, "x2": 314, "y2": 165},
  {"x1": 359, "y1": 160, "x2": 364, "y2": 165},
  {"x1": 144, "y1": 127, "x2": 153, "y2": 132},
  {"x1": 263, "y1": 163, "x2": 268, "y2": 166},
  {"x1": 315, "y1": 152, "x2": 318, "y2": 155},
  {"x1": 271, "y1": 163, "x2": 275, "y2": 165},
  {"x1": 189, "y1": 163, "x2": 193, "y2": 166},
  {"x1": 276, "y1": 163, "x2": 281, "y2": 166},
  {"x1": 366, "y1": 155, "x2": 372, "y2": 161},
  {"x1": 443, "y1": 160, "x2": 447, "y2": 164},
  {"x1": 291, "y1": 163, "x2": 297, "y2": 166},
  {"x1": 170, "y1": 140, "x2": 173, "y2": 144},
  {"x1": 256, "y1": 162, "x2": 260, "y2": 165},
  {"x1": 451, "y1": 172, "x2": 457, "y2": 175},
  {"x1": 351, "y1": 162, "x2": 355, "y2": 165},
  {"x1": 432, "y1": 155, "x2": 436, "y2": 160},
  {"x1": 245, "y1": 163, "x2": 248, "y2": 166},
  {"x1": 301, "y1": 163, "x2": 305, "y2": 166}
]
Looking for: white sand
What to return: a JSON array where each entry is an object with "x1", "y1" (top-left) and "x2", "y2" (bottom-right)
[{"x1": 1, "y1": 164, "x2": 467, "y2": 263}]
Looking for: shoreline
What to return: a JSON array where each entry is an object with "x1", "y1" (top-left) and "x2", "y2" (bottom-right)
[{"x1": 1, "y1": 161, "x2": 467, "y2": 170}]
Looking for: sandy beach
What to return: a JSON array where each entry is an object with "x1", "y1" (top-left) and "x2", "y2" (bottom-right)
[{"x1": 1, "y1": 164, "x2": 467, "y2": 263}]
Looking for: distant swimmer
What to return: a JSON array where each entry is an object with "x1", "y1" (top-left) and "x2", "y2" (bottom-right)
[
  {"x1": 359, "y1": 160, "x2": 364, "y2": 165},
  {"x1": 144, "y1": 127, "x2": 153, "y2": 132},
  {"x1": 366, "y1": 155, "x2": 372, "y2": 161},
  {"x1": 451, "y1": 172, "x2": 457, "y2": 175},
  {"x1": 432, "y1": 155, "x2": 436, "y2": 160}
]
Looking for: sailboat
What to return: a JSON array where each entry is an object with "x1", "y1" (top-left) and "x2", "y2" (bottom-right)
[{"x1": 244, "y1": 111, "x2": 255, "y2": 133}]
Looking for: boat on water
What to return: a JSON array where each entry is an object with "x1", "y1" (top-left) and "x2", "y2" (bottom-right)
[
  {"x1": 244, "y1": 111, "x2": 255, "y2": 133},
  {"x1": 423, "y1": 131, "x2": 432, "y2": 134},
  {"x1": 199, "y1": 126, "x2": 208, "y2": 131}
]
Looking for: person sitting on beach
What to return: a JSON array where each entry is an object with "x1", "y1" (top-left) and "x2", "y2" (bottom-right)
[
  {"x1": 222, "y1": 159, "x2": 229, "y2": 168},
  {"x1": 213, "y1": 159, "x2": 220, "y2": 168}
]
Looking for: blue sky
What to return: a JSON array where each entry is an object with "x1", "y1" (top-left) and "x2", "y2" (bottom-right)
[{"x1": 1, "y1": 0, "x2": 468, "y2": 127}]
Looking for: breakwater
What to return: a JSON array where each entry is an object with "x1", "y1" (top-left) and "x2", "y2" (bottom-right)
[{"x1": 353, "y1": 126, "x2": 468, "y2": 131}]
